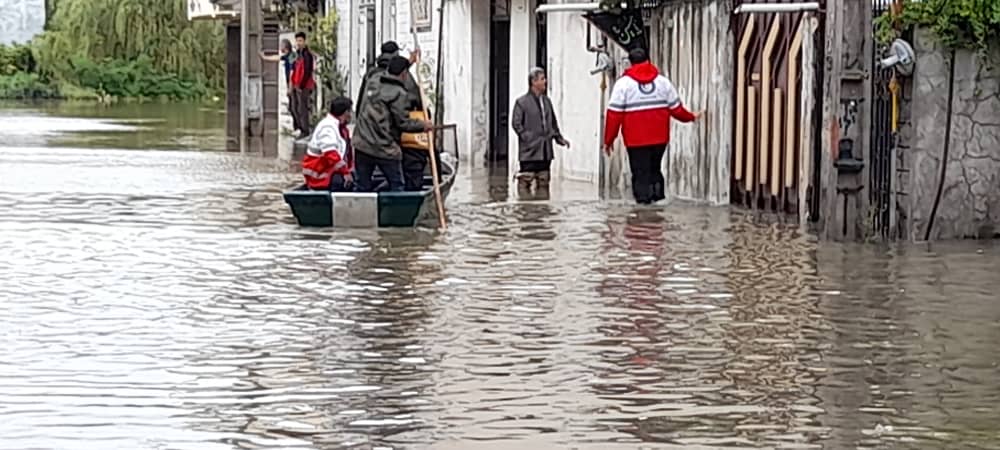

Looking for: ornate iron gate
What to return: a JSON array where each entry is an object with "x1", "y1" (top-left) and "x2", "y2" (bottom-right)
[
  {"x1": 731, "y1": 0, "x2": 822, "y2": 216},
  {"x1": 870, "y1": 0, "x2": 899, "y2": 239}
]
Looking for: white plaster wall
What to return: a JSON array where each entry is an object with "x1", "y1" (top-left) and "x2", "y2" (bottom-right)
[
  {"x1": 439, "y1": 1, "x2": 474, "y2": 164},
  {"x1": 507, "y1": 0, "x2": 538, "y2": 192},
  {"x1": 350, "y1": 0, "x2": 368, "y2": 99},
  {"x1": 333, "y1": 0, "x2": 354, "y2": 95},
  {"x1": 545, "y1": 11, "x2": 605, "y2": 184},
  {"x1": 468, "y1": 0, "x2": 491, "y2": 169},
  {"x1": 335, "y1": 0, "x2": 491, "y2": 169},
  {"x1": 647, "y1": 0, "x2": 733, "y2": 204},
  {"x1": 395, "y1": 0, "x2": 487, "y2": 168},
  {"x1": 277, "y1": 31, "x2": 296, "y2": 160}
]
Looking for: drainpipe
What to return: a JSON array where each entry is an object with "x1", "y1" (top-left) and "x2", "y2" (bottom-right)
[
  {"x1": 535, "y1": 2, "x2": 601, "y2": 13},
  {"x1": 591, "y1": 46, "x2": 612, "y2": 195},
  {"x1": 733, "y1": 2, "x2": 820, "y2": 14}
]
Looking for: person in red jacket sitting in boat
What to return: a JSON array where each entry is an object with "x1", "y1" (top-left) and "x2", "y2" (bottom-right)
[
  {"x1": 603, "y1": 48, "x2": 703, "y2": 205},
  {"x1": 303, "y1": 96, "x2": 354, "y2": 191}
]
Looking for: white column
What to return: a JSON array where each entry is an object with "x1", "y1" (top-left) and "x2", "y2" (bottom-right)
[
  {"x1": 334, "y1": 0, "x2": 353, "y2": 95},
  {"x1": 507, "y1": 0, "x2": 538, "y2": 193}
]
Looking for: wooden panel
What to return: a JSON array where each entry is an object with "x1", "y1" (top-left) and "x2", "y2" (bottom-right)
[
  {"x1": 731, "y1": 9, "x2": 816, "y2": 217},
  {"x1": 735, "y1": 15, "x2": 756, "y2": 182},
  {"x1": 771, "y1": 88, "x2": 782, "y2": 196},
  {"x1": 759, "y1": 17, "x2": 780, "y2": 187},
  {"x1": 641, "y1": 0, "x2": 733, "y2": 205},
  {"x1": 746, "y1": 85, "x2": 757, "y2": 193}
]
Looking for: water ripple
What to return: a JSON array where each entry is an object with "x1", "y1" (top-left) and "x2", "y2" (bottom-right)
[{"x1": 2, "y1": 114, "x2": 1000, "y2": 449}]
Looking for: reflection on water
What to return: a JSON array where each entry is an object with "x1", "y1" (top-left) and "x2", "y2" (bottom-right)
[
  {"x1": 0, "y1": 101, "x2": 224, "y2": 151},
  {"x1": 1, "y1": 104, "x2": 999, "y2": 449}
]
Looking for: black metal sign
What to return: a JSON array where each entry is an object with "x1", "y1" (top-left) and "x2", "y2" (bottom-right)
[{"x1": 583, "y1": 8, "x2": 647, "y2": 52}]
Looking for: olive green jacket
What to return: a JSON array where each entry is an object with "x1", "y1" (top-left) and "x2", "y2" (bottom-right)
[{"x1": 353, "y1": 74, "x2": 426, "y2": 160}]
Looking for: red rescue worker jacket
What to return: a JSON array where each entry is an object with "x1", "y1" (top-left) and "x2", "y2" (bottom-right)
[
  {"x1": 291, "y1": 47, "x2": 316, "y2": 90},
  {"x1": 302, "y1": 115, "x2": 352, "y2": 189},
  {"x1": 604, "y1": 61, "x2": 696, "y2": 148}
]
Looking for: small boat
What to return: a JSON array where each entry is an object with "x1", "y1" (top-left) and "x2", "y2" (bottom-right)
[{"x1": 283, "y1": 155, "x2": 457, "y2": 228}]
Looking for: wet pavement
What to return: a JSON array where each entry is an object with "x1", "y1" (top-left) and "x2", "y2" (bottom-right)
[{"x1": 1, "y1": 102, "x2": 999, "y2": 449}]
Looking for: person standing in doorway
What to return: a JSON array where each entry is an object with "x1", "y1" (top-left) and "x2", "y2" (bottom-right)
[
  {"x1": 511, "y1": 67, "x2": 569, "y2": 195},
  {"x1": 603, "y1": 48, "x2": 702, "y2": 204},
  {"x1": 259, "y1": 39, "x2": 296, "y2": 118},
  {"x1": 290, "y1": 32, "x2": 316, "y2": 138},
  {"x1": 353, "y1": 56, "x2": 434, "y2": 192},
  {"x1": 259, "y1": 39, "x2": 295, "y2": 89}
]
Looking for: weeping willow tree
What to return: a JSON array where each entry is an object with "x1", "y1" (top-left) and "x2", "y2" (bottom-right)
[{"x1": 33, "y1": 0, "x2": 225, "y2": 96}]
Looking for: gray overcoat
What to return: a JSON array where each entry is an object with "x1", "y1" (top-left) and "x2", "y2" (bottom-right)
[{"x1": 511, "y1": 92, "x2": 563, "y2": 162}]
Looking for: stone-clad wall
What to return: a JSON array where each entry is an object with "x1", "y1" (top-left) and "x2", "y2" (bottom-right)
[{"x1": 904, "y1": 29, "x2": 1000, "y2": 240}]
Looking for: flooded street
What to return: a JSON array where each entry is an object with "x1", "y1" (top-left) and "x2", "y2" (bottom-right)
[{"x1": 1, "y1": 102, "x2": 999, "y2": 449}]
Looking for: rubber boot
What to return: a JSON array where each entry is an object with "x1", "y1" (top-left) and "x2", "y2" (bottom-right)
[
  {"x1": 535, "y1": 171, "x2": 550, "y2": 192},
  {"x1": 534, "y1": 171, "x2": 551, "y2": 200},
  {"x1": 516, "y1": 172, "x2": 534, "y2": 197}
]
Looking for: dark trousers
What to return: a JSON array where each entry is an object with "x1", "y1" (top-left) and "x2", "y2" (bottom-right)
[
  {"x1": 402, "y1": 147, "x2": 428, "y2": 191},
  {"x1": 519, "y1": 160, "x2": 551, "y2": 173},
  {"x1": 328, "y1": 174, "x2": 349, "y2": 192},
  {"x1": 354, "y1": 151, "x2": 404, "y2": 192},
  {"x1": 290, "y1": 88, "x2": 313, "y2": 134},
  {"x1": 307, "y1": 174, "x2": 349, "y2": 192},
  {"x1": 627, "y1": 144, "x2": 667, "y2": 204}
]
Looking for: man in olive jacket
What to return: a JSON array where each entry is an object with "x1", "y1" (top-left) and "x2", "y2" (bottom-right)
[
  {"x1": 353, "y1": 56, "x2": 433, "y2": 192},
  {"x1": 356, "y1": 41, "x2": 434, "y2": 191},
  {"x1": 356, "y1": 41, "x2": 422, "y2": 115},
  {"x1": 511, "y1": 67, "x2": 569, "y2": 194}
]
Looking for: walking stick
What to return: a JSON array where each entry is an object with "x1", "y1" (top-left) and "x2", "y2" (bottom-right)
[{"x1": 411, "y1": 33, "x2": 447, "y2": 230}]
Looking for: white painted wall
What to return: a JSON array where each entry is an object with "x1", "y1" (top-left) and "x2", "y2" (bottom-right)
[
  {"x1": 545, "y1": 10, "x2": 605, "y2": 184},
  {"x1": 468, "y1": 1, "x2": 491, "y2": 169},
  {"x1": 277, "y1": 31, "x2": 296, "y2": 160},
  {"x1": 507, "y1": 0, "x2": 537, "y2": 184},
  {"x1": 333, "y1": 0, "x2": 353, "y2": 95}
]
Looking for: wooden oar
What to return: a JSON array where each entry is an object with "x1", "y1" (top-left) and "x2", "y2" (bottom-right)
[{"x1": 411, "y1": 33, "x2": 447, "y2": 230}]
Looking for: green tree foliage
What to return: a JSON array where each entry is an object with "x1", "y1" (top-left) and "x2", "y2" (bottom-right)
[
  {"x1": 877, "y1": 0, "x2": 1000, "y2": 53},
  {"x1": 312, "y1": 10, "x2": 344, "y2": 97},
  {"x1": 31, "y1": 0, "x2": 224, "y2": 99},
  {"x1": 0, "y1": 44, "x2": 36, "y2": 76},
  {"x1": 307, "y1": 10, "x2": 346, "y2": 125}
]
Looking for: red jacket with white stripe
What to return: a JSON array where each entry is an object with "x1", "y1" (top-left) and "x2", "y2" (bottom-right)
[
  {"x1": 603, "y1": 62, "x2": 696, "y2": 148},
  {"x1": 302, "y1": 115, "x2": 352, "y2": 190}
]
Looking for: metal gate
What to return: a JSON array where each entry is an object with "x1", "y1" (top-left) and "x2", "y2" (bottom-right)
[
  {"x1": 731, "y1": 0, "x2": 822, "y2": 216},
  {"x1": 870, "y1": 0, "x2": 899, "y2": 239}
]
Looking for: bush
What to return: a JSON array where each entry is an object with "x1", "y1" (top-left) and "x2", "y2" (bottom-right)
[
  {"x1": 0, "y1": 73, "x2": 59, "y2": 99},
  {"x1": 877, "y1": 0, "x2": 1000, "y2": 53},
  {"x1": 0, "y1": 44, "x2": 36, "y2": 76},
  {"x1": 69, "y1": 56, "x2": 210, "y2": 101}
]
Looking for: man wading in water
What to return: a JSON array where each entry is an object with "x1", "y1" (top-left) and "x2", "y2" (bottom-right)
[
  {"x1": 511, "y1": 67, "x2": 569, "y2": 197},
  {"x1": 603, "y1": 48, "x2": 703, "y2": 204}
]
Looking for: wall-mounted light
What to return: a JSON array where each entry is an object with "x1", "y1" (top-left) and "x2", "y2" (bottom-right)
[{"x1": 878, "y1": 38, "x2": 916, "y2": 77}]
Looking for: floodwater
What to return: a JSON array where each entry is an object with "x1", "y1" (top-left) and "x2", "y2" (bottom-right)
[{"x1": 1, "y1": 102, "x2": 999, "y2": 450}]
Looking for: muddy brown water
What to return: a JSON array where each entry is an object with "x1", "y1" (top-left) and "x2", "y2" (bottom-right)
[{"x1": 1, "y1": 102, "x2": 999, "y2": 449}]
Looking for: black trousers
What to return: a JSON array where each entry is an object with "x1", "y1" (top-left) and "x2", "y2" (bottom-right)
[
  {"x1": 354, "y1": 151, "x2": 404, "y2": 192},
  {"x1": 626, "y1": 144, "x2": 667, "y2": 204},
  {"x1": 402, "y1": 147, "x2": 428, "y2": 191},
  {"x1": 290, "y1": 88, "x2": 313, "y2": 134},
  {"x1": 519, "y1": 160, "x2": 552, "y2": 173}
]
